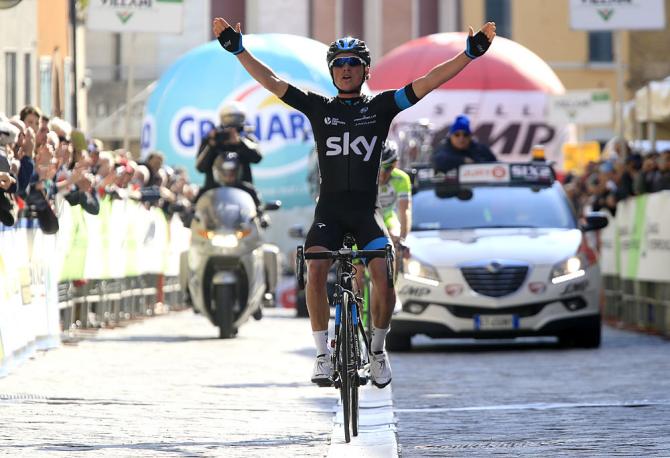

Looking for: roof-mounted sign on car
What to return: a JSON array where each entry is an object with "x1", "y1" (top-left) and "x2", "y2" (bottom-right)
[{"x1": 414, "y1": 162, "x2": 555, "y2": 189}]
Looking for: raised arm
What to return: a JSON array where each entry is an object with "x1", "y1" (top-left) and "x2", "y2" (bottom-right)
[
  {"x1": 213, "y1": 18, "x2": 288, "y2": 98},
  {"x1": 411, "y1": 22, "x2": 496, "y2": 100}
]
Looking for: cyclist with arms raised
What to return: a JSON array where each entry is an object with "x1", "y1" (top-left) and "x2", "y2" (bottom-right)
[{"x1": 213, "y1": 17, "x2": 495, "y2": 388}]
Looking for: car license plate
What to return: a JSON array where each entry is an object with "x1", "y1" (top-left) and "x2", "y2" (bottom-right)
[{"x1": 474, "y1": 314, "x2": 519, "y2": 330}]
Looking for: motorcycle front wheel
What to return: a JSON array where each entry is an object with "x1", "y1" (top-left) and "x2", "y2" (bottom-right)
[{"x1": 213, "y1": 284, "x2": 236, "y2": 339}]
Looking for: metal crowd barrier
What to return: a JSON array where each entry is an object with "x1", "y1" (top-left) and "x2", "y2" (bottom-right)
[
  {"x1": 58, "y1": 274, "x2": 186, "y2": 336},
  {"x1": 603, "y1": 275, "x2": 670, "y2": 336}
]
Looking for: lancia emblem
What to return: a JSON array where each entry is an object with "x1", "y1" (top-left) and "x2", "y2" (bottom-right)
[{"x1": 486, "y1": 261, "x2": 502, "y2": 274}]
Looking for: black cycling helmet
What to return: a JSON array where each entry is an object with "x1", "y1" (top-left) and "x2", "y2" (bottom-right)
[
  {"x1": 327, "y1": 36, "x2": 371, "y2": 67},
  {"x1": 381, "y1": 140, "x2": 399, "y2": 166}
]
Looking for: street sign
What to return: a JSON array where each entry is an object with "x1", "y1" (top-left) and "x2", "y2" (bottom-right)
[
  {"x1": 549, "y1": 89, "x2": 613, "y2": 125},
  {"x1": 87, "y1": 0, "x2": 184, "y2": 33},
  {"x1": 570, "y1": 0, "x2": 666, "y2": 30}
]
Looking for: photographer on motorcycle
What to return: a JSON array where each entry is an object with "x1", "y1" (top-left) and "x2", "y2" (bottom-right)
[{"x1": 195, "y1": 101, "x2": 261, "y2": 201}]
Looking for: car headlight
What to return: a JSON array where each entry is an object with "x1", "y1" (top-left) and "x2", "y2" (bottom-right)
[
  {"x1": 211, "y1": 233, "x2": 239, "y2": 248},
  {"x1": 405, "y1": 257, "x2": 440, "y2": 285},
  {"x1": 551, "y1": 254, "x2": 586, "y2": 284}
]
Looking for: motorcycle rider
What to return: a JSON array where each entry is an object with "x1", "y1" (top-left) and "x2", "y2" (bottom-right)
[
  {"x1": 195, "y1": 101, "x2": 262, "y2": 201},
  {"x1": 214, "y1": 151, "x2": 262, "y2": 209},
  {"x1": 212, "y1": 16, "x2": 495, "y2": 388}
]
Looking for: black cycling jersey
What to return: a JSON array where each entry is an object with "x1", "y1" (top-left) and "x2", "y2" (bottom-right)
[
  {"x1": 281, "y1": 83, "x2": 419, "y2": 250},
  {"x1": 281, "y1": 84, "x2": 418, "y2": 200}
]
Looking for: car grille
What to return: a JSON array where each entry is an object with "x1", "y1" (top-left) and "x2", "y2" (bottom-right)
[
  {"x1": 445, "y1": 302, "x2": 546, "y2": 319},
  {"x1": 460, "y1": 265, "x2": 528, "y2": 297}
]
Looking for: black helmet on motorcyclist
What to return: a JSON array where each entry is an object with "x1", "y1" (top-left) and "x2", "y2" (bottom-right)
[
  {"x1": 381, "y1": 140, "x2": 399, "y2": 167},
  {"x1": 213, "y1": 152, "x2": 242, "y2": 186}
]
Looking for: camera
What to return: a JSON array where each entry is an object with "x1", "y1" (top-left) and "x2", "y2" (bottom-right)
[{"x1": 215, "y1": 128, "x2": 232, "y2": 143}]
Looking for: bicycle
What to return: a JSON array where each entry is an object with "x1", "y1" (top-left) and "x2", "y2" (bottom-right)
[{"x1": 296, "y1": 235, "x2": 394, "y2": 443}]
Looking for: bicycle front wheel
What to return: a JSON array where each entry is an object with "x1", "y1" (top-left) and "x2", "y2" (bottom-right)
[
  {"x1": 340, "y1": 292, "x2": 351, "y2": 443},
  {"x1": 348, "y1": 293, "x2": 360, "y2": 437}
]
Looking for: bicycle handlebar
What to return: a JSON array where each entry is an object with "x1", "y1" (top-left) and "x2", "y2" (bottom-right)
[
  {"x1": 296, "y1": 244, "x2": 394, "y2": 290},
  {"x1": 303, "y1": 248, "x2": 387, "y2": 260}
]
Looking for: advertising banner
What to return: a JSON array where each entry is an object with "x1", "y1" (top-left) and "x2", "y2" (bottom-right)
[
  {"x1": 368, "y1": 33, "x2": 568, "y2": 167},
  {"x1": 87, "y1": 0, "x2": 184, "y2": 34},
  {"x1": 0, "y1": 222, "x2": 60, "y2": 377},
  {"x1": 570, "y1": 0, "x2": 666, "y2": 30},
  {"x1": 390, "y1": 90, "x2": 567, "y2": 165},
  {"x1": 632, "y1": 192, "x2": 670, "y2": 282},
  {"x1": 141, "y1": 34, "x2": 336, "y2": 253},
  {"x1": 605, "y1": 191, "x2": 670, "y2": 282}
]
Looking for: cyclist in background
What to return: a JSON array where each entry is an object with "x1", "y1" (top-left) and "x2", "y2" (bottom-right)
[
  {"x1": 377, "y1": 140, "x2": 411, "y2": 246},
  {"x1": 213, "y1": 16, "x2": 495, "y2": 388},
  {"x1": 354, "y1": 140, "x2": 411, "y2": 319}
]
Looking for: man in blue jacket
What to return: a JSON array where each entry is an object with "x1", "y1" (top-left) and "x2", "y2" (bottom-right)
[{"x1": 433, "y1": 114, "x2": 496, "y2": 172}]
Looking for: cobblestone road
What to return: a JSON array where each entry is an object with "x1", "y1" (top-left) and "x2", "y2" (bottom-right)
[
  {"x1": 391, "y1": 327, "x2": 670, "y2": 457},
  {"x1": 2, "y1": 308, "x2": 669, "y2": 457},
  {"x1": 0, "y1": 309, "x2": 338, "y2": 457}
]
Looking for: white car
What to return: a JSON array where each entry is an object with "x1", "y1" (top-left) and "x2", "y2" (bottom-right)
[{"x1": 388, "y1": 163, "x2": 608, "y2": 351}]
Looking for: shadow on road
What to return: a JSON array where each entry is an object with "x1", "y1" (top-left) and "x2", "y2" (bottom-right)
[
  {"x1": 403, "y1": 337, "x2": 561, "y2": 354},
  {"x1": 90, "y1": 335, "x2": 220, "y2": 343}
]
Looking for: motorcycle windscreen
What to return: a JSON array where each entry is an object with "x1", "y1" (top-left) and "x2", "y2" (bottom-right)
[{"x1": 196, "y1": 187, "x2": 258, "y2": 231}]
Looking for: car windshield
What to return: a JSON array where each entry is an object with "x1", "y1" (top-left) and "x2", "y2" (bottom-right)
[{"x1": 412, "y1": 184, "x2": 576, "y2": 231}]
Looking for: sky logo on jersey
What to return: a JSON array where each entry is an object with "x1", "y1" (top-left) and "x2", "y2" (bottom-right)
[{"x1": 325, "y1": 133, "x2": 377, "y2": 161}]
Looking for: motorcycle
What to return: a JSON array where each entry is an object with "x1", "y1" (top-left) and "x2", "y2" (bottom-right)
[{"x1": 188, "y1": 186, "x2": 280, "y2": 338}]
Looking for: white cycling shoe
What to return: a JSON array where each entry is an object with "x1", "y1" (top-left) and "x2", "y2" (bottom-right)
[
  {"x1": 370, "y1": 351, "x2": 392, "y2": 388},
  {"x1": 311, "y1": 354, "x2": 333, "y2": 387}
]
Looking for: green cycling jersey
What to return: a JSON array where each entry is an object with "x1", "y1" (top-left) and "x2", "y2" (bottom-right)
[{"x1": 378, "y1": 168, "x2": 412, "y2": 233}]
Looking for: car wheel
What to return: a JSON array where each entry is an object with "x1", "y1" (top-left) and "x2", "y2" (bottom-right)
[
  {"x1": 558, "y1": 319, "x2": 601, "y2": 349},
  {"x1": 386, "y1": 332, "x2": 412, "y2": 352}
]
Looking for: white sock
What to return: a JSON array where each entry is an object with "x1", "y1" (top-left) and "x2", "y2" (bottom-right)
[
  {"x1": 371, "y1": 326, "x2": 390, "y2": 353},
  {"x1": 312, "y1": 330, "x2": 329, "y2": 356}
]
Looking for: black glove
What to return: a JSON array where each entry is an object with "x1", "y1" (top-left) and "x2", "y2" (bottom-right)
[
  {"x1": 465, "y1": 31, "x2": 491, "y2": 59},
  {"x1": 217, "y1": 27, "x2": 245, "y2": 55}
]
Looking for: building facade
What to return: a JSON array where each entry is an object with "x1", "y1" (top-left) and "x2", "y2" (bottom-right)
[{"x1": 0, "y1": 0, "x2": 85, "y2": 128}]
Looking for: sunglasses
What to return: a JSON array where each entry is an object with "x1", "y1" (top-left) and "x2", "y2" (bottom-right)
[
  {"x1": 330, "y1": 56, "x2": 366, "y2": 68},
  {"x1": 451, "y1": 131, "x2": 470, "y2": 138}
]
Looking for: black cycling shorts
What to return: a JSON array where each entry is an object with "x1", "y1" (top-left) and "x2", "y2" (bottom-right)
[{"x1": 305, "y1": 192, "x2": 390, "y2": 252}]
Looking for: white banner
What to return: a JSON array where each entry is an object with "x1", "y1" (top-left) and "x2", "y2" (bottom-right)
[
  {"x1": 549, "y1": 89, "x2": 613, "y2": 125},
  {"x1": 87, "y1": 0, "x2": 184, "y2": 33},
  {"x1": 570, "y1": 0, "x2": 666, "y2": 30},
  {"x1": 602, "y1": 192, "x2": 670, "y2": 282},
  {"x1": 635, "y1": 192, "x2": 670, "y2": 281}
]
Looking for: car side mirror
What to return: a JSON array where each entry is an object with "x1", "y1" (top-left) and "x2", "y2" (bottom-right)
[
  {"x1": 580, "y1": 211, "x2": 609, "y2": 232},
  {"x1": 288, "y1": 224, "x2": 306, "y2": 239},
  {"x1": 434, "y1": 184, "x2": 458, "y2": 199}
]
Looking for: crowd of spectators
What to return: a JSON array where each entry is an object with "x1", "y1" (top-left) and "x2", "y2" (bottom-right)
[
  {"x1": 563, "y1": 141, "x2": 670, "y2": 217},
  {"x1": 0, "y1": 105, "x2": 197, "y2": 233}
]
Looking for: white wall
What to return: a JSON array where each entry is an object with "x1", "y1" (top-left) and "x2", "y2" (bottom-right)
[
  {"x1": 246, "y1": 0, "x2": 309, "y2": 35},
  {"x1": 0, "y1": 0, "x2": 37, "y2": 116}
]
